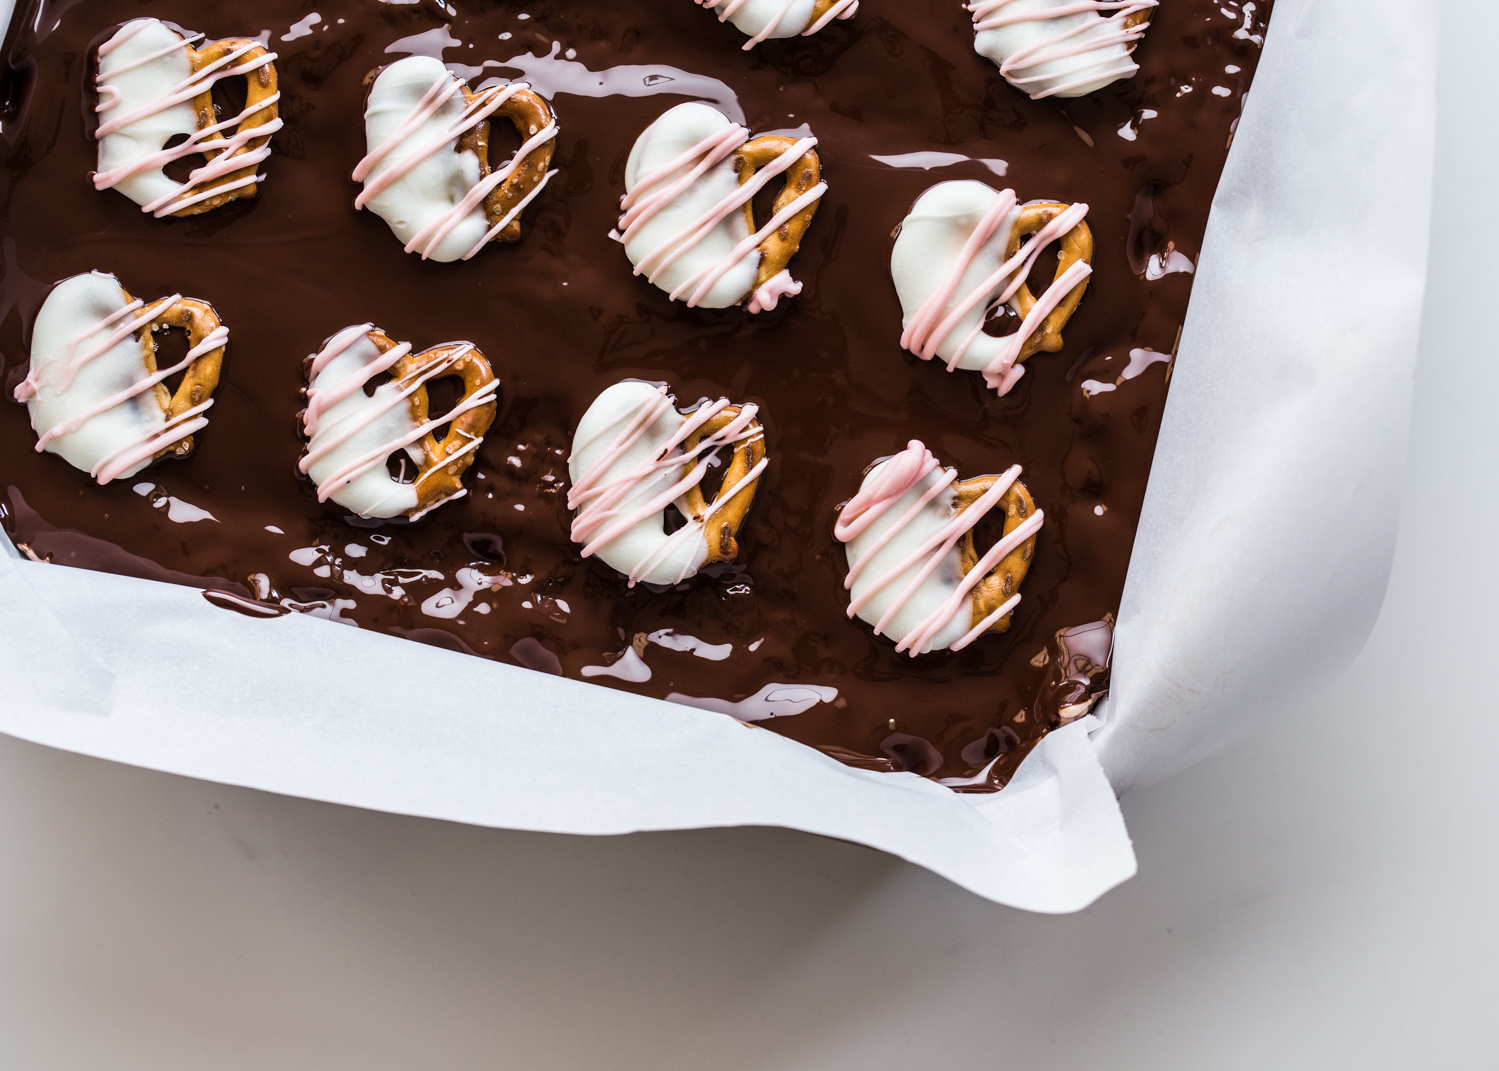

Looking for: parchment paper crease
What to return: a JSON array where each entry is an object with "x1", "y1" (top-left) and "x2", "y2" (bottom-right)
[{"x1": 0, "y1": 0, "x2": 1435, "y2": 910}]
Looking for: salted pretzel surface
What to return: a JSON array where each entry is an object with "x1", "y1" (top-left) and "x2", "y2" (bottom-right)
[
  {"x1": 179, "y1": 38, "x2": 280, "y2": 216},
  {"x1": 1003, "y1": 201, "x2": 1094, "y2": 363},
  {"x1": 733, "y1": 136, "x2": 823, "y2": 295},
  {"x1": 459, "y1": 82, "x2": 557, "y2": 244},
  {"x1": 954, "y1": 473, "x2": 1038, "y2": 636},
  {"x1": 366, "y1": 330, "x2": 499, "y2": 515},
  {"x1": 680, "y1": 404, "x2": 767, "y2": 564},
  {"x1": 133, "y1": 290, "x2": 227, "y2": 458}
]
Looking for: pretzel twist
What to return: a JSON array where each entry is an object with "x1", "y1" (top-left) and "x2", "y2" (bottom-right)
[
  {"x1": 679, "y1": 405, "x2": 766, "y2": 564},
  {"x1": 363, "y1": 331, "x2": 499, "y2": 514},
  {"x1": 1004, "y1": 201, "x2": 1093, "y2": 362},
  {"x1": 127, "y1": 289, "x2": 225, "y2": 459},
  {"x1": 181, "y1": 39, "x2": 279, "y2": 217},
  {"x1": 733, "y1": 135, "x2": 823, "y2": 292},
  {"x1": 460, "y1": 84, "x2": 557, "y2": 244},
  {"x1": 954, "y1": 472, "x2": 1038, "y2": 635}
]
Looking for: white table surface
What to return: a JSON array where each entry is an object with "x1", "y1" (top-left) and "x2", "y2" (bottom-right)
[{"x1": 3, "y1": 2, "x2": 1494, "y2": 1067}]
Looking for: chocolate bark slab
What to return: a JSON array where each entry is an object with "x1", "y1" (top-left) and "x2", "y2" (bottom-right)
[{"x1": 0, "y1": 0, "x2": 1270, "y2": 787}]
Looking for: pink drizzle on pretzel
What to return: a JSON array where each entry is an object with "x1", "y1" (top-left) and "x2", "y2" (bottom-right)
[
  {"x1": 616, "y1": 123, "x2": 826, "y2": 309},
  {"x1": 966, "y1": 0, "x2": 1157, "y2": 99},
  {"x1": 352, "y1": 69, "x2": 559, "y2": 262},
  {"x1": 836, "y1": 441, "x2": 1044, "y2": 656},
  {"x1": 568, "y1": 386, "x2": 766, "y2": 586},
  {"x1": 698, "y1": 0, "x2": 860, "y2": 50},
  {"x1": 93, "y1": 22, "x2": 282, "y2": 218},
  {"x1": 900, "y1": 190, "x2": 1091, "y2": 396},
  {"x1": 299, "y1": 326, "x2": 498, "y2": 508}
]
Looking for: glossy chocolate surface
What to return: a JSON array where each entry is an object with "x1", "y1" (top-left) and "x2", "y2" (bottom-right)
[{"x1": 0, "y1": 0, "x2": 1270, "y2": 787}]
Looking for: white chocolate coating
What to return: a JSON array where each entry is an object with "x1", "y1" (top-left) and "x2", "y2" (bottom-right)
[
  {"x1": 19, "y1": 272, "x2": 216, "y2": 484},
  {"x1": 302, "y1": 327, "x2": 423, "y2": 519},
  {"x1": 699, "y1": 0, "x2": 859, "y2": 49},
  {"x1": 969, "y1": 0, "x2": 1156, "y2": 99},
  {"x1": 356, "y1": 57, "x2": 559, "y2": 263},
  {"x1": 621, "y1": 103, "x2": 759, "y2": 310},
  {"x1": 568, "y1": 380, "x2": 766, "y2": 587},
  {"x1": 359, "y1": 57, "x2": 491, "y2": 264},
  {"x1": 844, "y1": 457, "x2": 971, "y2": 655},
  {"x1": 892, "y1": 180, "x2": 1090, "y2": 396},
  {"x1": 836, "y1": 441, "x2": 1043, "y2": 657},
  {"x1": 94, "y1": 19, "x2": 281, "y2": 217},
  {"x1": 892, "y1": 181, "x2": 1023, "y2": 375}
]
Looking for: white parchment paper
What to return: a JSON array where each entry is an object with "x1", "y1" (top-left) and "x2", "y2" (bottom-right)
[{"x1": 0, "y1": 0, "x2": 1435, "y2": 911}]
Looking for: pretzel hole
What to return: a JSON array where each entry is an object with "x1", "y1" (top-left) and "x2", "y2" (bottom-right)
[
  {"x1": 1022, "y1": 237, "x2": 1063, "y2": 300},
  {"x1": 150, "y1": 324, "x2": 193, "y2": 397},
  {"x1": 161, "y1": 133, "x2": 207, "y2": 185},
  {"x1": 696, "y1": 445, "x2": 729, "y2": 504},
  {"x1": 981, "y1": 303, "x2": 1022, "y2": 337},
  {"x1": 970, "y1": 510, "x2": 1007, "y2": 562},
  {"x1": 210, "y1": 75, "x2": 250, "y2": 128},
  {"x1": 482, "y1": 112, "x2": 523, "y2": 170},
  {"x1": 749, "y1": 183, "x2": 782, "y2": 239},
  {"x1": 661, "y1": 502, "x2": 687, "y2": 535},
  {"x1": 425, "y1": 375, "x2": 465, "y2": 443},
  {"x1": 385, "y1": 451, "x2": 418, "y2": 484}
]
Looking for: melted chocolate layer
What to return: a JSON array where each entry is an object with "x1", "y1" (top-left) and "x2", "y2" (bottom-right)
[{"x1": 0, "y1": 0, "x2": 1270, "y2": 788}]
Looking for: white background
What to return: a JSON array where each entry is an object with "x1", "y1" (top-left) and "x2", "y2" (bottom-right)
[{"x1": 2, "y1": 0, "x2": 1494, "y2": 1065}]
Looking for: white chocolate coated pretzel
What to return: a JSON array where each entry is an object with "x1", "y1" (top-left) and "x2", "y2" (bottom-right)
[
  {"x1": 356, "y1": 57, "x2": 558, "y2": 263},
  {"x1": 15, "y1": 272, "x2": 227, "y2": 484},
  {"x1": 697, "y1": 0, "x2": 859, "y2": 50},
  {"x1": 836, "y1": 441, "x2": 1041, "y2": 656},
  {"x1": 892, "y1": 180, "x2": 1092, "y2": 395},
  {"x1": 568, "y1": 380, "x2": 767, "y2": 586},
  {"x1": 300, "y1": 325, "x2": 498, "y2": 520},
  {"x1": 617, "y1": 103, "x2": 824, "y2": 312},
  {"x1": 968, "y1": 0, "x2": 1156, "y2": 99},
  {"x1": 93, "y1": 18, "x2": 281, "y2": 217}
]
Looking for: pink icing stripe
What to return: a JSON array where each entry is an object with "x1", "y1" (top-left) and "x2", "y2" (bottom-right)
[
  {"x1": 315, "y1": 379, "x2": 499, "y2": 502},
  {"x1": 95, "y1": 94, "x2": 279, "y2": 191},
  {"x1": 34, "y1": 325, "x2": 227, "y2": 451},
  {"x1": 979, "y1": 256, "x2": 1092, "y2": 393},
  {"x1": 746, "y1": 270, "x2": 802, "y2": 314},
  {"x1": 834, "y1": 441, "x2": 937, "y2": 542},
  {"x1": 17, "y1": 294, "x2": 181, "y2": 402},
  {"x1": 300, "y1": 344, "x2": 475, "y2": 472},
  {"x1": 570, "y1": 400, "x2": 740, "y2": 539},
  {"x1": 900, "y1": 190, "x2": 1016, "y2": 356},
  {"x1": 675, "y1": 180, "x2": 827, "y2": 306},
  {"x1": 95, "y1": 31, "x2": 202, "y2": 85},
  {"x1": 741, "y1": 0, "x2": 802, "y2": 49},
  {"x1": 352, "y1": 79, "x2": 520, "y2": 211},
  {"x1": 861, "y1": 469, "x2": 1019, "y2": 631},
  {"x1": 804, "y1": 0, "x2": 860, "y2": 34},
  {"x1": 940, "y1": 202, "x2": 1089, "y2": 371},
  {"x1": 896, "y1": 508, "x2": 1042, "y2": 654},
  {"x1": 967, "y1": 0, "x2": 1157, "y2": 100},
  {"x1": 460, "y1": 167, "x2": 559, "y2": 260},
  {"x1": 91, "y1": 401, "x2": 213, "y2": 485},
  {"x1": 621, "y1": 125, "x2": 745, "y2": 215},
  {"x1": 917, "y1": 199, "x2": 1088, "y2": 365},
  {"x1": 95, "y1": 42, "x2": 276, "y2": 137},
  {"x1": 96, "y1": 19, "x2": 150, "y2": 58},
  {"x1": 569, "y1": 388, "x2": 763, "y2": 584},
  {"x1": 350, "y1": 73, "x2": 462, "y2": 183},
  {"x1": 302, "y1": 339, "x2": 412, "y2": 436},
  {"x1": 308, "y1": 323, "x2": 375, "y2": 378},
  {"x1": 404, "y1": 117, "x2": 557, "y2": 259},
  {"x1": 836, "y1": 442, "x2": 1042, "y2": 656},
  {"x1": 950, "y1": 594, "x2": 1022, "y2": 651},
  {"x1": 637, "y1": 136, "x2": 818, "y2": 284}
]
